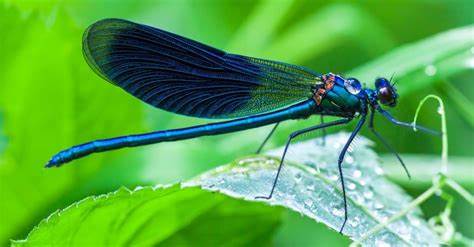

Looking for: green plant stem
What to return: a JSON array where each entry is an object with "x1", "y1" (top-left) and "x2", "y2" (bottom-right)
[
  {"x1": 430, "y1": 191, "x2": 455, "y2": 244},
  {"x1": 353, "y1": 175, "x2": 445, "y2": 245},
  {"x1": 413, "y1": 95, "x2": 448, "y2": 174},
  {"x1": 446, "y1": 178, "x2": 474, "y2": 205}
]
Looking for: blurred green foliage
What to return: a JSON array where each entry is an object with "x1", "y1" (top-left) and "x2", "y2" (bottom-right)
[{"x1": 0, "y1": 0, "x2": 472, "y2": 246}]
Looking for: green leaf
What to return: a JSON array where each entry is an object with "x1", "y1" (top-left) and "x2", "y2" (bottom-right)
[
  {"x1": 186, "y1": 133, "x2": 439, "y2": 245},
  {"x1": 226, "y1": 0, "x2": 295, "y2": 54},
  {"x1": 17, "y1": 134, "x2": 439, "y2": 246},
  {"x1": 260, "y1": 3, "x2": 395, "y2": 63},
  {"x1": 0, "y1": 6, "x2": 145, "y2": 243},
  {"x1": 350, "y1": 25, "x2": 474, "y2": 95},
  {"x1": 13, "y1": 185, "x2": 282, "y2": 246}
]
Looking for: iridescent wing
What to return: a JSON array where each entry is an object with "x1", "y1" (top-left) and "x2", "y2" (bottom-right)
[{"x1": 83, "y1": 18, "x2": 322, "y2": 119}]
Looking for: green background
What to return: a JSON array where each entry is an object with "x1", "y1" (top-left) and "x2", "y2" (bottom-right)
[{"x1": 0, "y1": 0, "x2": 472, "y2": 246}]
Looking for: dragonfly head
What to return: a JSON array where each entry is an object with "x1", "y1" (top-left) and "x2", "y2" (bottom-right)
[{"x1": 375, "y1": 77, "x2": 398, "y2": 107}]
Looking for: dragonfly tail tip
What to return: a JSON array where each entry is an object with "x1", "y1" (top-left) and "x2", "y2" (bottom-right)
[
  {"x1": 45, "y1": 155, "x2": 64, "y2": 168},
  {"x1": 44, "y1": 160, "x2": 56, "y2": 168}
]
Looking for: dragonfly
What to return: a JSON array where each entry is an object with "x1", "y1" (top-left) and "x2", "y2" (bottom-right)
[{"x1": 47, "y1": 18, "x2": 439, "y2": 233}]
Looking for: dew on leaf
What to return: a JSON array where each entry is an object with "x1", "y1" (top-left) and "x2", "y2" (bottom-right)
[
  {"x1": 304, "y1": 199, "x2": 314, "y2": 208},
  {"x1": 375, "y1": 167, "x2": 384, "y2": 175},
  {"x1": 375, "y1": 239, "x2": 391, "y2": 247},
  {"x1": 294, "y1": 172, "x2": 302, "y2": 182},
  {"x1": 187, "y1": 133, "x2": 440, "y2": 245},
  {"x1": 332, "y1": 207, "x2": 345, "y2": 217},
  {"x1": 407, "y1": 214, "x2": 421, "y2": 227},
  {"x1": 398, "y1": 227, "x2": 411, "y2": 241},
  {"x1": 350, "y1": 216, "x2": 361, "y2": 227},
  {"x1": 329, "y1": 174, "x2": 339, "y2": 181},
  {"x1": 424, "y1": 64, "x2": 437, "y2": 76},
  {"x1": 345, "y1": 155, "x2": 354, "y2": 164},
  {"x1": 380, "y1": 215, "x2": 389, "y2": 223},
  {"x1": 306, "y1": 183, "x2": 315, "y2": 192},
  {"x1": 364, "y1": 190, "x2": 374, "y2": 199},
  {"x1": 353, "y1": 194, "x2": 365, "y2": 204},
  {"x1": 353, "y1": 170, "x2": 362, "y2": 178},
  {"x1": 347, "y1": 182, "x2": 356, "y2": 190},
  {"x1": 374, "y1": 201, "x2": 385, "y2": 210}
]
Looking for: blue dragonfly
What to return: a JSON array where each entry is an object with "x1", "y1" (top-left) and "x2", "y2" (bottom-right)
[{"x1": 47, "y1": 19, "x2": 438, "y2": 233}]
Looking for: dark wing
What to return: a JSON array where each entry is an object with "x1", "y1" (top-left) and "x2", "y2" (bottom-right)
[{"x1": 83, "y1": 18, "x2": 322, "y2": 119}]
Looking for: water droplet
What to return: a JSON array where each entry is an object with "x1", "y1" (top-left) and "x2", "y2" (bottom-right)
[
  {"x1": 375, "y1": 239, "x2": 391, "y2": 247},
  {"x1": 329, "y1": 174, "x2": 339, "y2": 181},
  {"x1": 437, "y1": 106, "x2": 444, "y2": 115},
  {"x1": 349, "y1": 216, "x2": 360, "y2": 227},
  {"x1": 374, "y1": 201, "x2": 384, "y2": 209},
  {"x1": 217, "y1": 178, "x2": 225, "y2": 185},
  {"x1": 319, "y1": 161, "x2": 328, "y2": 169},
  {"x1": 353, "y1": 194, "x2": 365, "y2": 204},
  {"x1": 347, "y1": 182, "x2": 356, "y2": 190},
  {"x1": 364, "y1": 190, "x2": 374, "y2": 199},
  {"x1": 306, "y1": 183, "x2": 315, "y2": 192},
  {"x1": 332, "y1": 208, "x2": 345, "y2": 217},
  {"x1": 407, "y1": 214, "x2": 421, "y2": 227},
  {"x1": 466, "y1": 57, "x2": 474, "y2": 69},
  {"x1": 424, "y1": 64, "x2": 437, "y2": 76},
  {"x1": 134, "y1": 186, "x2": 144, "y2": 191},
  {"x1": 215, "y1": 166, "x2": 226, "y2": 172},
  {"x1": 294, "y1": 172, "x2": 302, "y2": 182},
  {"x1": 344, "y1": 155, "x2": 354, "y2": 164},
  {"x1": 359, "y1": 179, "x2": 367, "y2": 186},
  {"x1": 375, "y1": 167, "x2": 384, "y2": 175},
  {"x1": 353, "y1": 170, "x2": 362, "y2": 178},
  {"x1": 232, "y1": 166, "x2": 248, "y2": 173},
  {"x1": 304, "y1": 199, "x2": 314, "y2": 208},
  {"x1": 287, "y1": 190, "x2": 297, "y2": 200},
  {"x1": 274, "y1": 190, "x2": 283, "y2": 198},
  {"x1": 399, "y1": 227, "x2": 411, "y2": 241}
]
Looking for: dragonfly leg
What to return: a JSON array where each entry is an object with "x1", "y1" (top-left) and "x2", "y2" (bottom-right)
[
  {"x1": 337, "y1": 114, "x2": 366, "y2": 234},
  {"x1": 376, "y1": 107, "x2": 440, "y2": 135},
  {"x1": 256, "y1": 122, "x2": 280, "y2": 154},
  {"x1": 320, "y1": 115, "x2": 327, "y2": 146},
  {"x1": 368, "y1": 109, "x2": 411, "y2": 179},
  {"x1": 255, "y1": 118, "x2": 352, "y2": 200}
]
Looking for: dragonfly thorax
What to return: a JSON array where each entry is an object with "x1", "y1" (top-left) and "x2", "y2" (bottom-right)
[
  {"x1": 317, "y1": 73, "x2": 399, "y2": 116},
  {"x1": 313, "y1": 73, "x2": 365, "y2": 117}
]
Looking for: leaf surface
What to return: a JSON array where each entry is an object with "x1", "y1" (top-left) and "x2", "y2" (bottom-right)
[{"x1": 16, "y1": 134, "x2": 439, "y2": 246}]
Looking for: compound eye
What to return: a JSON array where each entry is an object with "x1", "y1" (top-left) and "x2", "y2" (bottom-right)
[
  {"x1": 378, "y1": 87, "x2": 396, "y2": 106},
  {"x1": 344, "y1": 78, "x2": 362, "y2": 95},
  {"x1": 375, "y1": 78, "x2": 391, "y2": 89}
]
